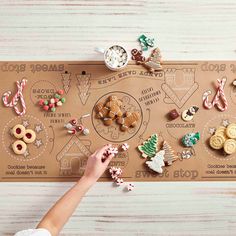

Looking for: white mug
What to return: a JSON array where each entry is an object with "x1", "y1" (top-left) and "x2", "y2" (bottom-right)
[{"x1": 95, "y1": 45, "x2": 130, "y2": 71}]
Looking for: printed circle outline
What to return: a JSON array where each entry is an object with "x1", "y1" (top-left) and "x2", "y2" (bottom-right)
[
  {"x1": 2, "y1": 115, "x2": 48, "y2": 162},
  {"x1": 202, "y1": 114, "x2": 236, "y2": 161},
  {"x1": 91, "y1": 91, "x2": 143, "y2": 142}
]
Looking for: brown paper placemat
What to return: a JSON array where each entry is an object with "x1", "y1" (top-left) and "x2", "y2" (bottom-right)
[{"x1": 1, "y1": 61, "x2": 236, "y2": 182}]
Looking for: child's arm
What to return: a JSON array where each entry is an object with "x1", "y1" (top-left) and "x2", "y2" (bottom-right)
[{"x1": 36, "y1": 144, "x2": 113, "y2": 236}]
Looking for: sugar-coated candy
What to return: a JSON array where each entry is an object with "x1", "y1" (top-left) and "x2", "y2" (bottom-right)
[
  {"x1": 43, "y1": 105, "x2": 49, "y2": 111},
  {"x1": 56, "y1": 101, "x2": 63, "y2": 106},
  {"x1": 44, "y1": 100, "x2": 49, "y2": 105},
  {"x1": 49, "y1": 103, "x2": 55, "y2": 108},
  {"x1": 51, "y1": 107, "x2": 56, "y2": 112},
  {"x1": 57, "y1": 89, "x2": 64, "y2": 95},
  {"x1": 38, "y1": 99, "x2": 44, "y2": 106},
  {"x1": 54, "y1": 98, "x2": 59, "y2": 103},
  {"x1": 61, "y1": 97, "x2": 66, "y2": 103},
  {"x1": 54, "y1": 93, "x2": 61, "y2": 99},
  {"x1": 50, "y1": 98, "x2": 55, "y2": 104}
]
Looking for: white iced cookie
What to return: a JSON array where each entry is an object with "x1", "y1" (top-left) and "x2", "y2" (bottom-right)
[
  {"x1": 12, "y1": 140, "x2": 27, "y2": 155},
  {"x1": 23, "y1": 129, "x2": 36, "y2": 143},
  {"x1": 11, "y1": 124, "x2": 26, "y2": 139}
]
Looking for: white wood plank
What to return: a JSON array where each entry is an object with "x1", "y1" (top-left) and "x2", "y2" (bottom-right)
[
  {"x1": 1, "y1": 182, "x2": 236, "y2": 235},
  {"x1": 0, "y1": 0, "x2": 236, "y2": 60}
]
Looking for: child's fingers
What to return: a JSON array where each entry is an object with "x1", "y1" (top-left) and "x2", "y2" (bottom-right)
[
  {"x1": 96, "y1": 144, "x2": 111, "y2": 158},
  {"x1": 104, "y1": 154, "x2": 113, "y2": 165},
  {"x1": 91, "y1": 144, "x2": 109, "y2": 157}
]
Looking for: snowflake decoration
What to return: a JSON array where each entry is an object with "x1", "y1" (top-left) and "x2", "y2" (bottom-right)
[
  {"x1": 22, "y1": 120, "x2": 30, "y2": 128},
  {"x1": 35, "y1": 124, "x2": 43, "y2": 133},
  {"x1": 23, "y1": 150, "x2": 30, "y2": 158},
  {"x1": 222, "y1": 119, "x2": 230, "y2": 127},
  {"x1": 34, "y1": 139, "x2": 43, "y2": 148},
  {"x1": 208, "y1": 127, "x2": 216, "y2": 135}
]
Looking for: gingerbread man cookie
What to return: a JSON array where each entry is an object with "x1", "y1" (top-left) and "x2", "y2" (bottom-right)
[
  {"x1": 131, "y1": 49, "x2": 146, "y2": 64},
  {"x1": 95, "y1": 102, "x2": 109, "y2": 118},
  {"x1": 116, "y1": 111, "x2": 140, "y2": 132},
  {"x1": 105, "y1": 96, "x2": 123, "y2": 118}
]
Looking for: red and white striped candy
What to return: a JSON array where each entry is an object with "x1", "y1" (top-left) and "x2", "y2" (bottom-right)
[
  {"x1": 121, "y1": 143, "x2": 129, "y2": 151},
  {"x1": 127, "y1": 183, "x2": 135, "y2": 191},
  {"x1": 109, "y1": 166, "x2": 122, "y2": 180},
  {"x1": 203, "y1": 77, "x2": 228, "y2": 112},
  {"x1": 115, "y1": 178, "x2": 124, "y2": 186},
  {"x1": 2, "y1": 78, "x2": 27, "y2": 116}
]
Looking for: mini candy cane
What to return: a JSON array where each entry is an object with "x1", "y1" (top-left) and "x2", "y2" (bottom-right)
[
  {"x1": 2, "y1": 78, "x2": 27, "y2": 116},
  {"x1": 203, "y1": 77, "x2": 228, "y2": 112}
]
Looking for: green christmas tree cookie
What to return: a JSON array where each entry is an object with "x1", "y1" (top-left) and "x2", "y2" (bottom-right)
[{"x1": 138, "y1": 134, "x2": 158, "y2": 158}]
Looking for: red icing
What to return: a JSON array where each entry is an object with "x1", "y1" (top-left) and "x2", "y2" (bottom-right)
[
  {"x1": 17, "y1": 144, "x2": 22, "y2": 150},
  {"x1": 16, "y1": 128, "x2": 21, "y2": 134},
  {"x1": 26, "y1": 133, "x2": 32, "y2": 139}
]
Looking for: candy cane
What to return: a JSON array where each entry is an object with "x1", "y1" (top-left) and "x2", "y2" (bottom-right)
[
  {"x1": 2, "y1": 78, "x2": 27, "y2": 116},
  {"x1": 203, "y1": 77, "x2": 228, "y2": 112}
]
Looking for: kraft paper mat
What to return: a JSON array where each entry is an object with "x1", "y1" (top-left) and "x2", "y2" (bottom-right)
[{"x1": 1, "y1": 61, "x2": 236, "y2": 182}]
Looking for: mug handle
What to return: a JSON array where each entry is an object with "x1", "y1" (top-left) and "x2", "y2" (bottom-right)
[{"x1": 95, "y1": 47, "x2": 105, "y2": 54}]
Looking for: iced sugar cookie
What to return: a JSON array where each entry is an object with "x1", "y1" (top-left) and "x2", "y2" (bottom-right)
[
  {"x1": 209, "y1": 134, "x2": 225, "y2": 150},
  {"x1": 23, "y1": 129, "x2": 36, "y2": 144},
  {"x1": 215, "y1": 126, "x2": 227, "y2": 139},
  {"x1": 12, "y1": 140, "x2": 27, "y2": 155},
  {"x1": 226, "y1": 123, "x2": 236, "y2": 139},
  {"x1": 11, "y1": 124, "x2": 26, "y2": 139},
  {"x1": 223, "y1": 139, "x2": 236, "y2": 154}
]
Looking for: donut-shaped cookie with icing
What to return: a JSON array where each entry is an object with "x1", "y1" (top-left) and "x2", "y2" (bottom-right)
[
  {"x1": 23, "y1": 129, "x2": 36, "y2": 144},
  {"x1": 12, "y1": 140, "x2": 27, "y2": 155},
  {"x1": 11, "y1": 124, "x2": 26, "y2": 139}
]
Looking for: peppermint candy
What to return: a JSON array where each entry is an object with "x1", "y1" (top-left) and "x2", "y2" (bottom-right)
[{"x1": 121, "y1": 143, "x2": 129, "y2": 151}]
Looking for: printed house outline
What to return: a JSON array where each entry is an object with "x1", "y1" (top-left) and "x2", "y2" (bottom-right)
[{"x1": 56, "y1": 135, "x2": 92, "y2": 176}]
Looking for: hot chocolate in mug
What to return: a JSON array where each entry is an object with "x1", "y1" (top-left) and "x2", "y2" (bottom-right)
[{"x1": 95, "y1": 45, "x2": 130, "y2": 71}]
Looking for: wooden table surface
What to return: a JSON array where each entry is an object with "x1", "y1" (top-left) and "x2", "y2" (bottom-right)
[{"x1": 1, "y1": 1, "x2": 236, "y2": 235}]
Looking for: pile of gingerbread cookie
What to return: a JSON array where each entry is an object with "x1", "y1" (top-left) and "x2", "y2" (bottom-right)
[
  {"x1": 95, "y1": 95, "x2": 140, "y2": 132},
  {"x1": 209, "y1": 123, "x2": 236, "y2": 154}
]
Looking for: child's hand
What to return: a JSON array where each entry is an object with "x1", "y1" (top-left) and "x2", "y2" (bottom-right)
[{"x1": 83, "y1": 144, "x2": 113, "y2": 183}]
